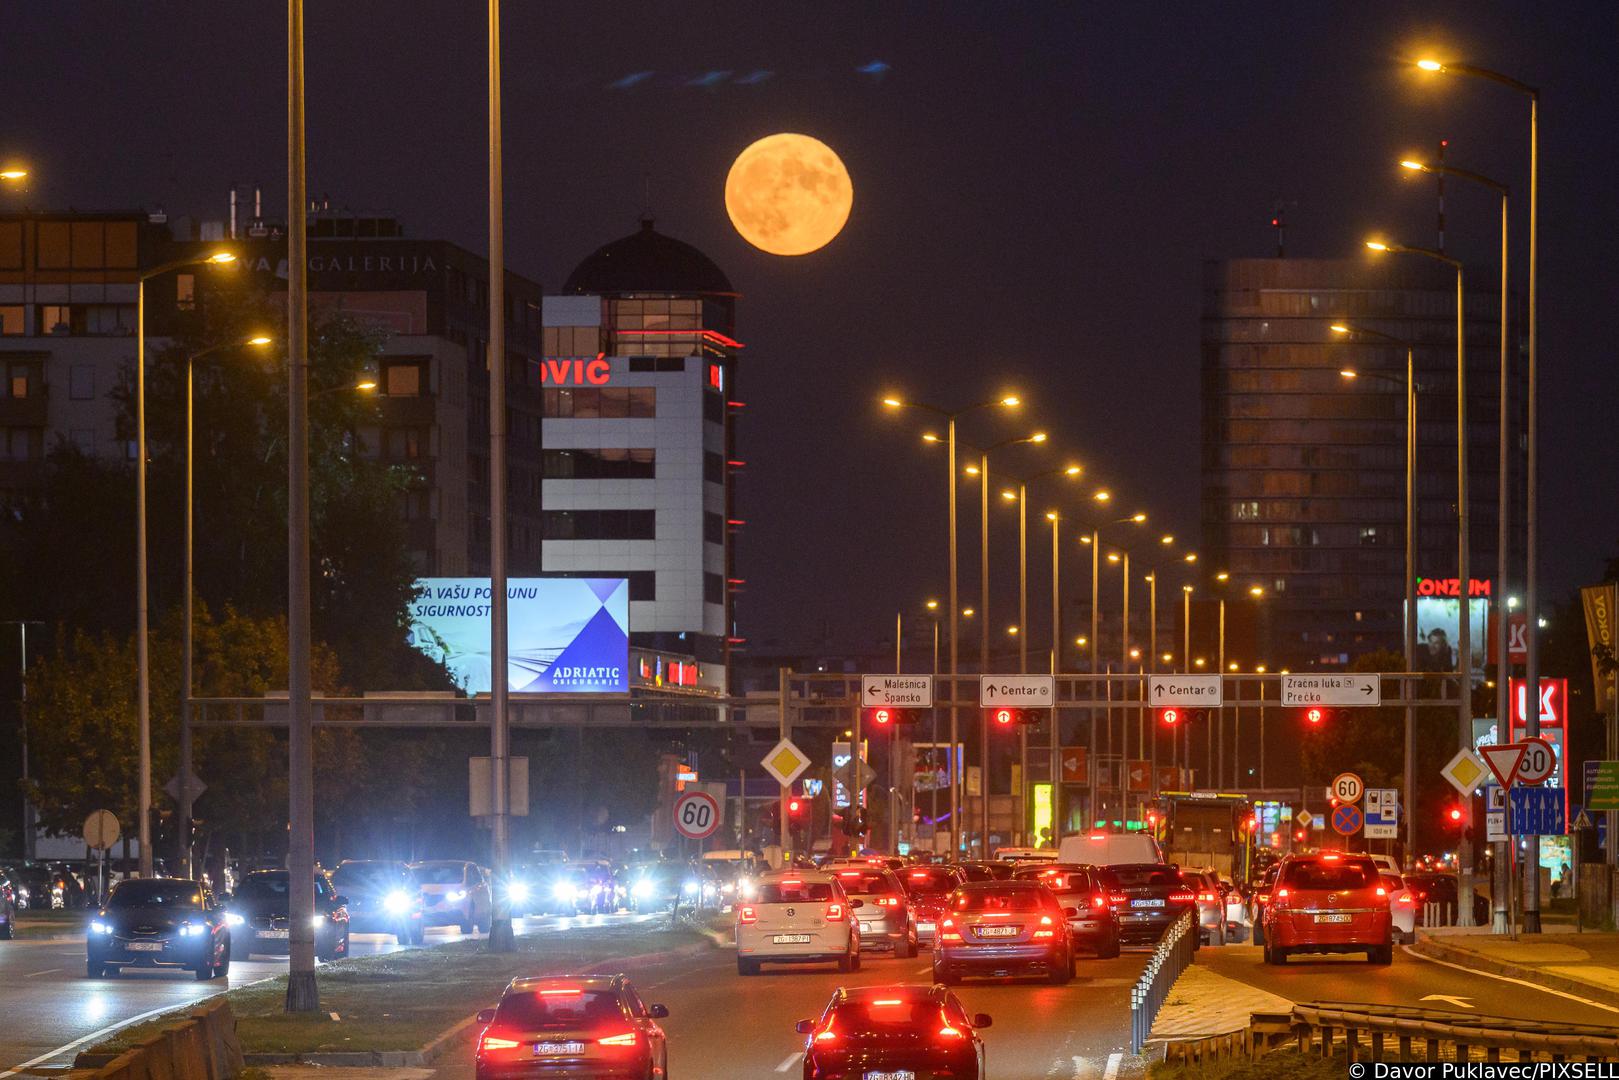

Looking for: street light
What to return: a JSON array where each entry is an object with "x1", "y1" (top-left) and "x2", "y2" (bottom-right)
[
  {"x1": 884, "y1": 392, "x2": 1021, "y2": 854},
  {"x1": 1366, "y1": 235, "x2": 1475, "y2": 921},
  {"x1": 1416, "y1": 52, "x2": 1543, "y2": 930},
  {"x1": 0, "y1": 168, "x2": 27, "y2": 182},
  {"x1": 132, "y1": 249, "x2": 236, "y2": 879}
]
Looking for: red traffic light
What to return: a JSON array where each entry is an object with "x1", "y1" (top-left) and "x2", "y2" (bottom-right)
[
  {"x1": 873, "y1": 708, "x2": 893, "y2": 726},
  {"x1": 1306, "y1": 707, "x2": 1325, "y2": 725},
  {"x1": 1447, "y1": 806, "x2": 1463, "y2": 823},
  {"x1": 1159, "y1": 707, "x2": 1181, "y2": 726},
  {"x1": 788, "y1": 799, "x2": 803, "y2": 815},
  {"x1": 994, "y1": 708, "x2": 1016, "y2": 726},
  {"x1": 863, "y1": 707, "x2": 917, "y2": 727}
]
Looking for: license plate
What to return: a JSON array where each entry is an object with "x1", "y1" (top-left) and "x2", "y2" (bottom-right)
[
  {"x1": 773, "y1": 934, "x2": 812, "y2": 944},
  {"x1": 917, "y1": 921, "x2": 935, "y2": 931},
  {"x1": 976, "y1": 925, "x2": 1019, "y2": 937},
  {"x1": 1314, "y1": 913, "x2": 1352, "y2": 924},
  {"x1": 533, "y1": 1042, "x2": 584, "y2": 1056},
  {"x1": 865, "y1": 1072, "x2": 916, "y2": 1080},
  {"x1": 858, "y1": 922, "x2": 874, "y2": 932},
  {"x1": 257, "y1": 929, "x2": 291, "y2": 939},
  {"x1": 1131, "y1": 898, "x2": 1165, "y2": 908},
  {"x1": 126, "y1": 941, "x2": 164, "y2": 952}
]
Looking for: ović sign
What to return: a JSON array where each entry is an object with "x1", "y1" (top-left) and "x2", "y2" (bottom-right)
[
  {"x1": 1281, "y1": 674, "x2": 1381, "y2": 707},
  {"x1": 1148, "y1": 675, "x2": 1223, "y2": 707}
]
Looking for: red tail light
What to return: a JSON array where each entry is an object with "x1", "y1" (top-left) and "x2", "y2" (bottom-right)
[
  {"x1": 939, "y1": 917, "x2": 962, "y2": 943},
  {"x1": 1091, "y1": 893, "x2": 1108, "y2": 910},
  {"x1": 597, "y1": 1031, "x2": 640, "y2": 1047},
  {"x1": 1108, "y1": 893, "x2": 1128, "y2": 906},
  {"x1": 1169, "y1": 890, "x2": 1194, "y2": 904},
  {"x1": 1033, "y1": 914, "x2": 1056, "y2": 940},
  {"x1": 478, "y1": 1031, "x2": 522, "y2": 1054},
  {"x1": 937, "y1": 1009, "x2": 965, "y2": 1040},
  {"x1": 738, "y1": 905, "x2": 758, "y2": 925},
  {"x1": 825, "y1": 902, "x2": 845, "y2": 920},
  {"x1": 813, "y1": 1019, "x2": 838, "y2": 1043},
  {"x1": 1396, "y1": 894, "x2": 1415, "y2": 906},
  {"x1": 1197, "y1": 892, "x2": 1215, "y2": 902},
  {"x1": 875, "y1": 896, "x2": 901, "y2": 907}
]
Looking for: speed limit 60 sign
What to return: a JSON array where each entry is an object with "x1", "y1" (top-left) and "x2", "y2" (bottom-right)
[
  {"x1": 673, "y1": 790, "x2": 722, "y2": 841},
  {"x1": 1330, "y1": 772, "x2": 1364, "y2": 804},
  {"x1": 1517, "y1": 737, "x2": 1557, "y2": 786}
]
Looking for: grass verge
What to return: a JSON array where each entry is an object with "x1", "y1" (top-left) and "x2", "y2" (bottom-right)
[
  {"x1": 90, "y1": 919, "x2": 706, "y2": 1057},
  {"x1": 1150, "y1": 1049, "x2": 1345, "y2": 1080},
  {"x1": 11, "y1": 909, "x2": 89, "y2": 938}
]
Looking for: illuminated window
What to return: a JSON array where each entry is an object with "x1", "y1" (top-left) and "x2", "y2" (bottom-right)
[
  {"x1": 39, "y1": 306, "x2": 71, "y2": 334},
  {"x1": 176, "y1": 274, "x2": 196, "y2": 311},
  {"x1": 0, "y1": 306, "x2": 23, "y2": 335},
  {"x1": 384, "y1": 361, "x2": 423, "y2": 397}
]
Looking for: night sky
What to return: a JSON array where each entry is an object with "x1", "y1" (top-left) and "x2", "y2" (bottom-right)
[{"x1": 5, "y1": 3, "x2": 1616, "y2": 654}]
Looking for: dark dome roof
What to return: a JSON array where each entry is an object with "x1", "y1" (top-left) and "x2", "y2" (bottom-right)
[{"x1": 563, "y1": 218, "x2": 734, "y2": 296}]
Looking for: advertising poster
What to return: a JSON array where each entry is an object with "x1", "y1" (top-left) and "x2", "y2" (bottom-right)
[
  {"x1": 408, "y1": 577, "x2": 629, "y2": 694},
  {"x1": 1406, "y1": 597, "x2": 1488, "y2": 686}
]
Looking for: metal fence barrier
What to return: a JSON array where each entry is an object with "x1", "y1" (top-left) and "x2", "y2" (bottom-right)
[{"x1": 1129, "y1": 911, "x2": 1195, "y2": 1054}]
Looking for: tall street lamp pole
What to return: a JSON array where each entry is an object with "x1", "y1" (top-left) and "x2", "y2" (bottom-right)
[
  {"x1": 1368, "y1": 237, "x2": 1473, "y2": 925},
  {"x1": 1330, "y1": 322, "x2": 1421, "y2": 860},
  {"x1": 1046, "y1": 510, "x2": 1061, "y2": 842},
  {"x1": 1082, "y1": 504, "x2": 1145, "y2": 823}
]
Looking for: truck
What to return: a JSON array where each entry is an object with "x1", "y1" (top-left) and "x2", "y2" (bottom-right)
[{"x1": 1151, "y1": 792, "x2": 1255, "y2": 881}]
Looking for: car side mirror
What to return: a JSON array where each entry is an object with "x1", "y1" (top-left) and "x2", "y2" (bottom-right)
[
  {"x1": 1062, "y1": 905, "x2": 1079, "y2": 918},
  {"x1": 649, "y1": 1004, "x2": 669, "y2": 1019},
  {"x1": 849, "y1": 898, "x2": 864, "y2": 909},
  {"x1": 973, "y1": 1013, "x2": 993, "y2": 1029},
  {"x1": 476, "y1": 1009, "x2": 496, "y2": 1025},
  {"x1": 795, "y1": 1019, "x2": 816, "y2": 1034}
]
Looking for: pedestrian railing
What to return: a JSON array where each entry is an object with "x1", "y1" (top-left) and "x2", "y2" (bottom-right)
[
  {"x1": 1128, "y1": 910, "x2": 1195, "y2": 1054},
  {"x1": 1159, "y1": 1002, "x2": 1619, "y2": 1064}
]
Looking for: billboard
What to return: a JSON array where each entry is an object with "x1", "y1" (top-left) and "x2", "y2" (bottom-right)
[
  {"x1": 409, "y1": 578, "x2": 629, "y2": 695},
  {"x1": 1406, "y1": 597, "x2": 1488, "y2": 686}
]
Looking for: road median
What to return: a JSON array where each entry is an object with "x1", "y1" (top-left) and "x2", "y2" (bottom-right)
[
  {"x1": 80, "y1": 916, "x2": 719, "y2": 1067},
  {"x1": 1410, "y1": 929, "x2": 1619, "y2": 1008}
]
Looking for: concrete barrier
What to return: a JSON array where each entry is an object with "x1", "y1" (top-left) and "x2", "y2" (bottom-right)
[{"x1": 71, "y1": 999, "x2": 243, "y2": 1080}]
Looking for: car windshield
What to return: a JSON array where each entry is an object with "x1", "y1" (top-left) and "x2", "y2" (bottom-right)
[
  {"x1": 1110, "y1": 865, "x2": 1182, "y2": 888},
  {"x1": 830, "y1": 998, "x2": 941, "y2": 1034},
  {"x1": 831, "y1": 871, "x2": 893, "y2": 894},
  {"x1": 496, "y1": 988, "x2": 625, "y2": 1030},
  {"x1": 236, "y1": 875, "x2": 291, "y2": 901},
  {"x1": 108, "y1": 881, "x2": 202, "y2": 909},
  {"x1": 758, "y1": 881, "x2": 834, "y2": 903},
  {"x1": 952, "y1": 888, "x2": 1047, "y2": 913},
  {"x1": 1283, "y1": 860, "x2": 1377, "y2": 889},
  {"x1": 333, "y1": 864, "x2": 397, "y2": 889},
  {"x1": 412, "y1": 864, "x2": 465, "y2": 885},
  {"x1": 904, "y1": 869, "x2": 958, "y2": 894}
]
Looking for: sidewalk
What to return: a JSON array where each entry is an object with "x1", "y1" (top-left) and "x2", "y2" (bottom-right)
[
  {"x1": 1148, "y1": 964, "x2": 1292, "y2": 1041},
  {"x1": 1413, "y1": 929, "x2": 1619, "y2": 1005}
]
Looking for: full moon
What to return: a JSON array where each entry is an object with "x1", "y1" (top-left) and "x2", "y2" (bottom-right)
[{"x1": 724, "y1": 133, "x2": 853, "y2": 256}]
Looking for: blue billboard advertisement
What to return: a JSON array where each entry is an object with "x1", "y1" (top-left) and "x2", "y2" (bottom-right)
[{"x1": 408, "y1": 578, "x2": 629, "y2": 695}]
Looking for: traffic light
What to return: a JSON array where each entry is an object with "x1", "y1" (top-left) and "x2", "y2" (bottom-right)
[
  {"x1": 987, "y1": 707, "x2": 1038, "y2": 727},
  {"x1": 1446, "y1": 804, "x2": 1464, "y2": 825},
  {"x1": 1302, "y1": 706, "x2": 1340, "y2": 726},
  {"x1": 1157, "y1": 707, "x2": 1209, "y2": 726},
  {"x1": 864, "y1": 707, "x2": 919, "y2": 727},
  {"x1": 1158, "y1": 707, "x2": 1182, "y2": 726}
]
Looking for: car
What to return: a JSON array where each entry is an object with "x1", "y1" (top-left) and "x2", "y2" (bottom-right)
[
  {"x1": 1381, "y1": 872, "x2": 1418, "y2": 943},
  {"x1": 995, "y1": 846, "x2": 1059, "y2": 864},
  {"x1": 331, "y1": 860, "x2": 422, "y2": 945},
  {"x1": 539, "y1": 864, "x2": 601, "y2": 916},
  {"x1": 1405, "y1": 872, "x2": 1490, "y2": 926},
  {"x1": 9, "y1": 863, "x2": 87, "y2": 910},
  {"x1": 1249, "y1": 863, "x2": 1281, "y2": 946},
  {"x1": 86, "y1": 878, "x2": 231, "y2": 980},
  {"x1": 411, "y1": 860, "x2": 491, "y2": 933},
  {"x1": 473, "y1": 974, "x2": 668, "y2": 1080},
  {"x1": 900, "y1": 865, "x2": 965, "y2": 947},
  {"x1": 1217, "y1": 874, "x2": 1248, "y2": 940},
  {"x1": 1012, "y1": 864, "x2": 1121, "y2": 958},
  {"x1": 829, "y1": 865, "x2": 916, "y2": 957},
  {"x1": 795, "y1": 984, "x2": 991, "y2": 1080},
  {"x1": 622, "y1": 860, "x2": 687, "y2": 912},
  {"x1": 1368, "y1": 853, "x2": 1403, "y2": 876},
  {"x1": 953, "y1": 861, "x2": 1016, "y2": 883},
  {"x1": 736, "y1": 870, "x2": 860, "y2": 975},
  {"x1": 680, "y1": 864, "x2": 724, "y2": 911},
  {"x1": 0, "y1": 870, "x2": 17, "y2": 939},
  {"x1": 932, "y1": 880, "x2": 1073, "y2": 985},
  {"x1": 1263, "y1": 853, "x2": 1392, "y2": 965},
  {"x1": 1056, "y1": 831, "x2": 1164, "y2": 868},
  {"x1": 700, "y1": 849, "x2": 761, "y2": 904},
  {"x1": 1109, "y1": 863, "x2": 1195, "y2": 946},
  {"x1": 1183, "y1": 870, "x2": 1228, "y2": 947},
  {"x1": 228, "y1": 869, "x2": 351, "y2": 961}
]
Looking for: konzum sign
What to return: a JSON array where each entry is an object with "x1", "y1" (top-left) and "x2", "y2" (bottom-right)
[{"x1": 1416, "y1": 577, "x2": 1492, "y2": 598}]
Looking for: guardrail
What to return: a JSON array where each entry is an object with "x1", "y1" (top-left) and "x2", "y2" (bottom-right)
[
  {"x1": 1160, "y1": 1001, "x2": 1619, "y2": 1064},
  {"x1": 1129, "y1": 910, "x2": 1195, "y2": 1054}
]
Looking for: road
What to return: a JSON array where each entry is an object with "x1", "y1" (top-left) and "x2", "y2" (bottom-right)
[
  {"x1": 430, "y1": 944, "x2": 1157, "y2": 1080},
  {"x1": 0, "y1": 912, "x2": 661, "y2": 1078},
  {"x1": 1199, "y1": 941, "x2": 1619, "y2": 1025}
]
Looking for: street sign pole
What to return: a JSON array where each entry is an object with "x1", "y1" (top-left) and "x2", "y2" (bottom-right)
[{"x1": 778, "y1": 668, "x2": 790, "y2": 857}]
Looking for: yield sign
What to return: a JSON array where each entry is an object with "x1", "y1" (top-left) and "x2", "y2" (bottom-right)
[{"x1": 1480, "y1": 742, "x2": 1527, "y2": 789}]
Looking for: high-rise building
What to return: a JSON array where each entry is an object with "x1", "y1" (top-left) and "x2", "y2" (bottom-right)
[{"x1": 1201, "y1": 257, "x2": 1519, "y2": 671}]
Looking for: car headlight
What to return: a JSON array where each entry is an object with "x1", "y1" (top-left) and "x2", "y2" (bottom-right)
[
  {"x1": 720, "y1": 882, "x2": 735, "y2": 894},
  {"x1": 90, "y1": 920, "x2": 112, "y2": 935},
  {"x1": 312, "y1": 915, "x2": 330, "y2": 929},
  {"x1": 225, "y1": 912, "x2": 244, "y2": 927},
  {"x1": 683, "y1": 880, "x2": 700, "y2": 895},
  {"x1": 384, "y1": 890, "x2": 412, "y2": 914},
  {"x1": 507, "y1": 881, "x2": 530, "y2": 903},
  {"x1": 632, "y1": 879, "x2": 654, "y2": 899},
  {"x1": 447, "y1": 890, "x2": 468, "y2": 902},
  {"x1": 552, "y1": 882, "x2": 578, "y2": 903},
  {"x1": 179, "y1": 922, "x2": 206, "y2": 937}
]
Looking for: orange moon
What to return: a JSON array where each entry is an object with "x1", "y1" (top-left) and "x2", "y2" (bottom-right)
[{"x1": 724, "y1": 133, "x2": 853, "y2": 256}]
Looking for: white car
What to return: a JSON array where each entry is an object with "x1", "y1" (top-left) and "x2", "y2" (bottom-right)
[
  {"x1": 1380, "y1": 872, "x2": 1418, "y2": 943},
  {"x1": 735, "y1": 871, "x2": 860, "y2": 976}
]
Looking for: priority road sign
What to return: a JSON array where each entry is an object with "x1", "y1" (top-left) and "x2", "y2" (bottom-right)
[
  {"x1": 1329, "y1": 772, "x2": 1364, "y2": 804},
  {"x1": 1331, "y1": 803, "x2": 1363, "y2": 836},
  {"x1": 1148, "y1": 675, "x2": 1223, "y2": 708},
  {"x1": 672, "y1": 790, "x2": 721, "y2": 841},
  {"x1": 761, "y1": 739, "x2": 811, "y2": 787},
  {"x1": 1441, "y1": 748, "x2": 1489, "y2": 795},
  {"x1": 1280, "y1": 674, "x2": 1381, "y2": 708},
  {"x1": 862, "y1": 675, "x2": 934, "y2": 708},
  {"x1": 1480, "y1": 743, "x2": 1527, "y2": 789},
  {"x1": 980, "y1": 675, "x2": 1055, "y2": 708},
  {"x1": 1296, "y1": 809, "x2": 1314, "y2": 828}
]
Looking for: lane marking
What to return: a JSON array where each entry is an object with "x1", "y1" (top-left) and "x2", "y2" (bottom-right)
[
  {"x1": 914, "y1": 965, "x2": 932, "y2": 975},
  {"x1": 1402, "y1": 945, "x2": 1619, "y2": 1015},
  {"x1": 1, "y1": 999, "x2": 204, "y2": 1080},
  {"x1": 1103, "y1": 1052, "x2": 1122, "y2": 1080},
  {"x1": 24, "y1": 969, "x2": 62, "y2": 978},
  {"x1": 775, "y1": 1052, "x2": 802, "y2": 1072}
]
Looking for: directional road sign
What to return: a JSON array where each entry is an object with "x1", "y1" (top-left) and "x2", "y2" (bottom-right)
[
  {"x1": 1586, "y1": 761, "x2": 1619, "y2": 812},
  {"x1": 1329, "y1": 772, "x2": 1364, "y2": 804},
  {"x1": 1280, "y1": 674, "x2": 1381, "y2": 707},
  {"x1": 1516, "y1": 737, "x2": 1557, "y2": 785},
  {"x1": 1364, "y1": 788, "x2": 1398, "y2": 839},
  {"x1": 1060, "y1": 747, "x2": 1088, "y2": 785},
  {"x1": 1125, "y1": 760, "x2": 1151, "y2": 792},
  {"x1": 834, "y1": 756, "x2": 879, "y2": 793},
  {"x1": 672, "y1": 790, "x2": 722, "y2": 841},
  {"x1": 1440, "y1": 748, "x2": 1489, "y2": 796},
  {"x1": 980, "y1": 675, "x2": 1054, "y2": 708},
  {"x1": 862, "y1": 675, "x2": 934, "y2": 708},
  {"x1": 1331, "y1": 803, "x2": 1363, "y2": 836},
  {"x1": 761, "y1": 739, "x2": 811, "y2": 787},
  {"x1": 1148, "y1": 675, "x2": 1223, "y2": 708},
  {"x1": 1509, "y1": 786, "x2": 1566, "y2": 836},
  {"x1": 1480, "y1": 743, "x2": 1527, "y2": 789}
]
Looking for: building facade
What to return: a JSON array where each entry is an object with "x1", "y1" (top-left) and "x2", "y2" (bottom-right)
[{"x1": 1201, "y1": 257, "x2": 1519, "y2": 671}]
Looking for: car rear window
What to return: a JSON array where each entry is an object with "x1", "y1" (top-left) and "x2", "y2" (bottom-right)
[
  {"x1": 1110, "y1": 865, "x2": 1182, "y2": 888},
  {"x1": 832, "y1": 871, "x2": 894, "y2": 894},
  {"x1": 904, "y1": 869, "x2": 959, "y2": 894},
  {"x1": 1283, "y1": 860, "x2": 1377, "y2": 889},
  {"x1": 758, "y1": 881, "x2": 834, "y2": 903},
  {"x1": 830, "y1": 998, "x2": 940, "y2": 1034},
  {"x1": 496, "y1": 989, "x2": 624, "y2": 1029},
  {"x1": 952, "y1": 888, "x2": 1049, "y2": 913},
  {"x1": 1382, "y1": 874, "x2": 1404, "y2": 890}
]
